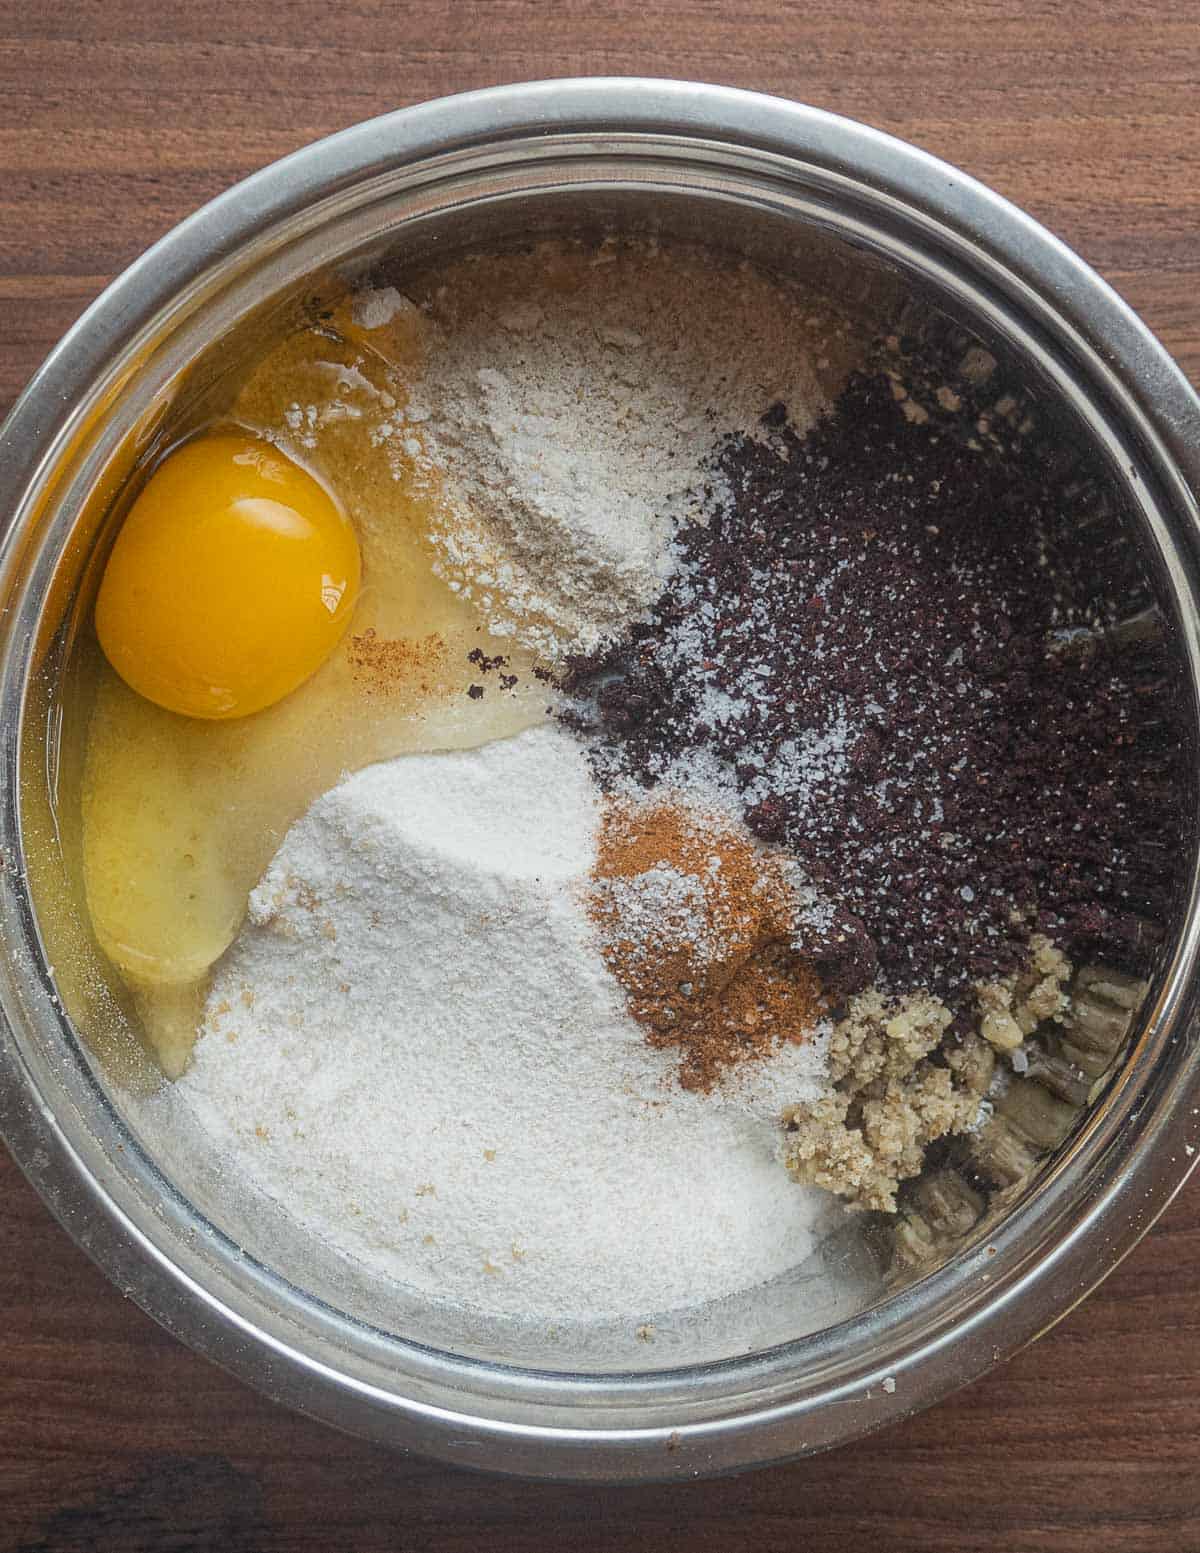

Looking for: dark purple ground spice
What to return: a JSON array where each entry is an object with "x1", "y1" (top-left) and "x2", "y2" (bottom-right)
[
  {"x1": 466, "y1": 646, "x2": 520, "y2": 694},
  {"x1": 560, "y1": 366, "x2": 1184, "y2": 1007},
  {"x1": 467, "y1": 647, "x2": 509, "y2": 673}
]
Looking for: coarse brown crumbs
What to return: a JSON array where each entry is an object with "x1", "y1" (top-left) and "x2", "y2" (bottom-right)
[
  {"x1": 783, "y1": 988, "x2": 996, "y2": 1212},
  {"x1": 590, "y1": 796, "x2": 823, "y2": 1090},
  {"x1": 346, "y1": 627, "x2": 445, "y2": 695},
  {"x1": 781, "y1": 937, "x2": 1069, "y2": 1210},
  {"x1": 976, "y1": 933, "x2": 1072, "y2": 1052}
]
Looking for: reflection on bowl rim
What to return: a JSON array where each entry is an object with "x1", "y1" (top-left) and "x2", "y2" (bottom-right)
[{"x1": 1, "y1": 79, "x2": 1199, "y2": 1481}]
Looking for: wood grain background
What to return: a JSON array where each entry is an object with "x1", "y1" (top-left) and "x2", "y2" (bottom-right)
[{"x1": 2, "y1": 2, "x2": 1198, "y2": 1548}]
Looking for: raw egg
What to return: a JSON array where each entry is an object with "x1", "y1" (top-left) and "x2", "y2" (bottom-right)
[{"x1": 95, "y1": 432, "x2": 360, "y2": 719}]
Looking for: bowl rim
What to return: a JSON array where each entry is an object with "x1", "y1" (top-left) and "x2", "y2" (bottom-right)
[{"x1": 2, "y1": 77, "x2": 1200, "y2": 1481}]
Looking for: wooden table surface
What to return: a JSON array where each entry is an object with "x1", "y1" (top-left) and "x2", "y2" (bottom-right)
[{"x1": 2, "y1": 3, "x2": 1198, "y2": 1548}]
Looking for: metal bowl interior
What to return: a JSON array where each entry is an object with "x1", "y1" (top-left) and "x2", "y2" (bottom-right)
[{"x1": 1, "y1": 81, "x2": 1199, "y2": 1480}]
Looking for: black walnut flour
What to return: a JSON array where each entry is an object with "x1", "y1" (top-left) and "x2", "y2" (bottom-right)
[{"x1": 563, "y1": 366, "x2": 1182, "y2": 1005}]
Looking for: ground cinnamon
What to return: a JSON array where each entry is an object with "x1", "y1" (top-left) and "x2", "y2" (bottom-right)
[
  {"x1": 346, "y1": 628, "x2": 445, "y2": 696},
  {"x1": 590, "y1": 797, "x2": 824, "y2": 1090}
]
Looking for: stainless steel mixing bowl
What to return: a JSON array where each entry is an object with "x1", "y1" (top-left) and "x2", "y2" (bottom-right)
[{"x1": 2, "y1": 79, "x2": 1199, "y2": 1481}]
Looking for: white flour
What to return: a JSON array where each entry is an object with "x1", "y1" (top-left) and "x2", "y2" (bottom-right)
[
  {"x1": 176, "y1": 726, "x2": 834, "y2": 1321},
  {"x1": 375, "y1": 242, "x2": 846, "y2": 659}
]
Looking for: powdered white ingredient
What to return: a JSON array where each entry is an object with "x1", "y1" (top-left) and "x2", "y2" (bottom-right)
[
  {"x1": 352, "y1": 285, "x2": 410, "y2": 332},
  {"x1": 177, "y1": 726, "x2": 834, "y2": 1321},
  {"x1": 377, "y1": 242, "x2": 846, "y2": 658},
  {"x1": 592, "y1": 861, "x2": 718, "y2": 966}
]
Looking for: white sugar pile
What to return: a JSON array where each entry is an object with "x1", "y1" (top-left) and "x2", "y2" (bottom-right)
[
  {"x1": 368, "y1": 242, "x2": 848, "y2": 660},
  {"x1": 175, "y1": 726, "x2": 835, "y2": 1321}
]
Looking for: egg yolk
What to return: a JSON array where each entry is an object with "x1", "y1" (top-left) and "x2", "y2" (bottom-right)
[{"x1": 95, "y1": 432, "x2": 360, "y2": 719}]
